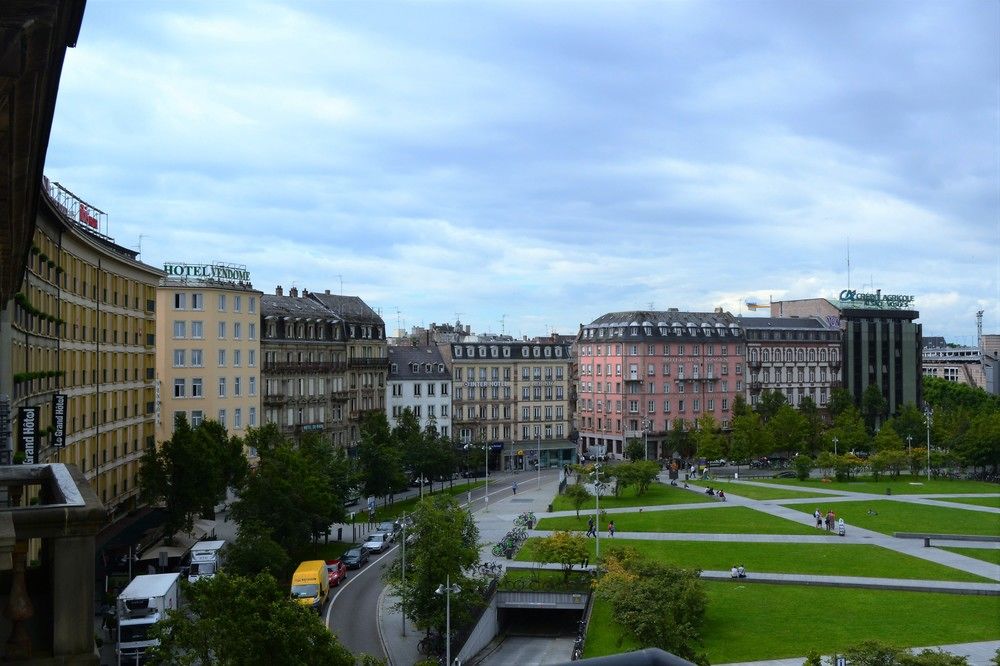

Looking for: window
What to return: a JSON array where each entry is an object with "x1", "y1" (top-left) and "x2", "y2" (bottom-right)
[
  {"x1": 413, "y1": 384, "x2": 422, "y2": 397},
  {"x1": 249, "y1": 376, "x2": 257, "y2": 396},
  {"x1": 173, "y1": 349, "x2": 185, "y2": 367},
  {"x1": 234, "y1": 408, "x2": 242, "y2": 428},
  {"x1": 173, "y1": 321, "x2": 186, "y2": 338},
  {"x1": 233, "y1": 349, "x2": 242, "y2": 366},
  {"x1": 249, "y1": 323, "x2": 256, "y2": 340},
  {"x1": 191, "y1": 321, "x2": 203, "y2": 338},
  {"x1": 249, "y1": 297, "x2": 256, "y2": 313},
  {"x1": 248, "y1": 350, "x2": 256, "y2": 367},
  {"x1": 249, "y1": 407, "x2": 257, "y2": 426},
  {"x1": 233, "y1": 322, "x2": 242, "y2": 339},
  {"x1": 234, "y1": 295, "x2": 242, "y2": 312},
  {"x1": 191, "y1": 378, "x2": 203, "y2": 398},
  {"x1": 218, "y1": 409, "x2": 226, "y2": 427},
  {"x1": 173, "y1": 379, "x2": 186, "y2": 398},
  {"x1": 218, "y1": 322, "x2": 226, "y2": 339},
  {"x1": 191, "y1": 410, "x2": 204, "y2": 427},
  {"x1": 218, "y1": 377, "x2": 227, "y2": 397},
  {"x1": 174, "y1": 293, "x2": 186, "y2": 309},
  {"x1": 218, "y1": 294, "x2": 226, "y2": 311},
  {"x1": 191, "y1": 349, "x2": 203, "y2": 366},
  {"x1": 191, "y1": 293, "x2": 203, "y2": 310},
  {"x1": 218, "y1": 349, "x2": 226, "y2": 367},
  {"x1": 234, "y1": 377, "x2": 242, "y2": 397}
]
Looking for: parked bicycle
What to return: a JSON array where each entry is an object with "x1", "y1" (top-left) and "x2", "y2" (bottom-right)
[{"x1": 514, "y1": 511, "x2": 536, "y2": 527}]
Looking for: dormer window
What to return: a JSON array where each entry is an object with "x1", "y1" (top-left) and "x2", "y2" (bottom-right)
[
  {"x1": 390, "y1": 363, "x2": 398, "y2": 373},
  {"x1": 454, "y1": 346, "x2": 463, "y2": 357},
  {"x1": 425, "y1": 363, "x2": 432, "y2": 372},
  {"x1": 490, "y1": 346, "x2": 498, "y2": 357},
  {"x1": 503, "y1": 347, "x2": 511, "y2": 358},
  {"x1": 478, "y1": 346, "x2": 486, "y2": 357},
  {"x1": 555, "y1": 347, "x2": 563, "y2": 357},
  {"x1": 522, "y1": 347, "x2": 529, "y2": 357},
  {"x1": 466, "y1": 345, "x2": 475, "y2": 357},
  {"x1": 544, "y1": 347, "x2": 551, "y2": 357}
]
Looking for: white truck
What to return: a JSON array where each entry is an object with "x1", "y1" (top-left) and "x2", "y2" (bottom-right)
[
  {"x1": 187, "y1": 539, "x2": 225, "y2": 583},
  {"x1": 117, "y1": 573, "x2": 180, "y2": 665}
]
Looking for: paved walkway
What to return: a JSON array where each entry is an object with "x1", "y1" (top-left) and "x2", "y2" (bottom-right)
[{"x1": 717, "y1": 640, "x2": 1000, "y2": 666}]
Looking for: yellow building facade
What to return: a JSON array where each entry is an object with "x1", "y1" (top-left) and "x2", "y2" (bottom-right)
[
  {"x1": 155, "y1": 267, "x2": 262, "y2": 444},
  {"x1": 1, "y1": 189, "x2": 161, "y2": 519}
]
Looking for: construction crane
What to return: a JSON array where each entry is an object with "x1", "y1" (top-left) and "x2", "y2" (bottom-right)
[{"x1": 745, "y1": 302, "x2": 769, "y2": 311}]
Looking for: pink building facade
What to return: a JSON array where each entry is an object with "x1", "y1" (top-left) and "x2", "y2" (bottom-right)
[{"x1": 576, "y1": 309, "x2": 744, "y2": 460}]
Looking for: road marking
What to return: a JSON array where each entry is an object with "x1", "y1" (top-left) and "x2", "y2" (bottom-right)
[{"x1": 324, "y1": 545, "x2": 400, "y2": 627}]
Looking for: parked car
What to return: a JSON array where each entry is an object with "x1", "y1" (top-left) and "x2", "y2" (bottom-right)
[
  {"x1": 377, "y1": 521, "x2": 400, "y2": 542},
  {"x1": 326, "y1": 559, "x2": 347, "y2": 587},
  {"x1": 707, "y1": 459, "x2": 728, "y2": 467},
  {"x1": 363, "y1": 532, "x2": 392, "y2": 553},
  {"x1": 461, "y1": 469, "x2": 487, "y2": 478},
  {"x1": 341, "y1": 548, "x2": 369, "y2": 569}
]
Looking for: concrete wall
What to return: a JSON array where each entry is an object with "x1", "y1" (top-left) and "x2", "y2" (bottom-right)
[{"x1": 456, "y1": 592, "x2": 499, "y2": 663}]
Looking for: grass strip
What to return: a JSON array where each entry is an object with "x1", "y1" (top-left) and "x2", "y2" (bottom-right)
[
  {"x1": 687, "y1": 479, "x2": 827, "y2": 500},
  {"x1": 516, "y1": 537, "x2": 987, "y2": 582},
  {"x1": 782, "y1": 500, "x2": 1000, "y2": 537},
  {"x1": 537, "y1": 506, "x2": 824, "y2": 535},
  {"x1": 758, "y1": 476, "x2": 1000, "y2": 495},
  {"x1": 551, "y1": 481, "x2": 712, "y2": 511}
]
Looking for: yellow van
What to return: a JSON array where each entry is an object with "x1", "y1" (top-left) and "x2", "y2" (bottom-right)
[{"x1": 290, "y1": 560, "x2": 330, "y2": 613}]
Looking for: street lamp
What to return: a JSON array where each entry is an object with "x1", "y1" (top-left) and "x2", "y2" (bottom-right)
[
  {"x1": 435, "y1": 576, "x2": 461, "y2": 666},
  {"x1": 924, "y1": 407, "x2": 933, "y2": 481},
  {"x1": 536, "y1": 431, "x2": 541, "y2": 490},
  {"x1": 464, "y1": 442, "x2": 489, "y2": 511},
  {"x1": 832, "y1": 436, "x2": 838, "y2": 457},
  {"x1": 906, "y1": 435, "x2": 912, "y2": 456},
  {"x1": 642, "y1": 419, "x2": 650, "y2": 461},
  {"x1": 591, "y1": 463, "x2": 607, "y2": 560}
]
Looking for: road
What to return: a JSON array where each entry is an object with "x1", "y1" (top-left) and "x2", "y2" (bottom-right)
[{"x1": 325, "y1": 468, "x2": 562, "y2": 661}]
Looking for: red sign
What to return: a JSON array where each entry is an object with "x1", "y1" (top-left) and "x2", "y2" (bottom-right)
[{"x1": 79, "y1": 203, "x2": 98, "y2": 229}]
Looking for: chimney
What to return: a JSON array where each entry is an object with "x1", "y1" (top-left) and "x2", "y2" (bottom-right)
[
  {"x1": 303, "y1": 288, "x2": 309, "y2": 297},
  {"x1": 275, "y1": 285, "x2": 283, "y2": 296},
  {"x1": 715, "y1": 307, "x2": 723, "y2": 314},
  {"x1": 325, "y1": 289, "x2": 331, "y2": 295},
  {"x1": 289, "y1": 287, "x2": 299, "y2": 297}
]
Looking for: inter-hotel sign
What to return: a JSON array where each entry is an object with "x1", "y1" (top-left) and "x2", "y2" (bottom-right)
[
  {"x1": 839, "y1": 289, "x2": 914, "y2": 309},
  {"x1": 164, "y1": 263, "x2": 251, "y2": 283}
]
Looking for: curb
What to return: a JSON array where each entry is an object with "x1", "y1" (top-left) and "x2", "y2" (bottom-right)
[{"x1": 375, "y1": 583, "x2": 393, "y2": 666}]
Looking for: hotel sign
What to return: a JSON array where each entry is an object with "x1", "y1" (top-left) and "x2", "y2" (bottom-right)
[
  {"x1": 464, "y1": 381, "x2": 510, "y2": 388},
  {"x1": 52, "y1": 394, "x2": 66, "y2": 448},
  {"x1": 19, "y1": 406, "x2": 39, "y2": 464},
  {"x1": 163, "y1": 262, "x2": 251, "y2": 283},
  {"x1": 839, "y1": 289, "x2": 914, "y2": 310}
]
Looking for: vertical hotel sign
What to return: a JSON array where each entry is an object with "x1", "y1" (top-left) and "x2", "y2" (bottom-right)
[
  {"x1": 19, "y1": 406, "x2": 39, "y2": 464},
  {"x1": 52, "y1": 394, "x2": 67, "y2": 448}
]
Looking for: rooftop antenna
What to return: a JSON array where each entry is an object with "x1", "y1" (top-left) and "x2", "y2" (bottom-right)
[
  {"x1": 136, "y1": 234, "x2": 148, "y2": 259},
  {"x1": 847, "y1": 237, "x2": 851, "y2": 290},
  {"x1": 647, "y1": 301, "x2": 654, "y2": 310},
  {"x1": 395, "y1": 306, "x2": 401, "y2": 335},
  {"x1": 336, "y1": 274, "x2": 343, "y2": 295},
  {"x1": 455, "y1": 312, "x2": 464, "y2": 325},
  {"x1": 500, "y1": 314, "x2": 508, "y2": 336},
  {"x1": 977, "y1": 310, "x2": 984, "y2": 349}
]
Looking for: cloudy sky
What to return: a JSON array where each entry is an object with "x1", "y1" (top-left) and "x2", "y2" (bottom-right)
[{"x1": 45, "y1": 1, "x2": 999, "y2": 343}]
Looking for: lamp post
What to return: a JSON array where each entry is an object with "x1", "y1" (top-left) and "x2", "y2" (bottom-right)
[
  {"x1": 591, "y1": 463, "x2": 606, "y2": 560},
  {"x1": 832, "y1": 436, "x2": 838, "y2": 457},
  {"x1": 924, "y1": 407, "x2": 932, "y2": 481},
  {"x1": 464, "y1": 442, "x2": 488, "y2": 511},
  {"x1": 536, "y1": 431, "x2": 541, "y2": 490},
  {"x1": 642, "y1": 419, "x2": 650, "y2": 461},
  {"x1": 401, "y1": 514, "x2": 408, "y2": 637},
  {"x1": 906, "y1": 434, "x2": 912, "y2": 457},
  {"x1": 436, "y1": 576, "x2": 461, "y2": 666}
]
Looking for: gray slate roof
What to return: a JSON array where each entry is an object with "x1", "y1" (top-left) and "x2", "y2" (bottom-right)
[
  {"x1": 741, "y1": 316, "x2": 831, "y2": 330},
  {"x1": 307, "y1": 292, "x2": 383, "y2": 324},
  {"x1": 388, "y1": 346, "x2": 449, "y2": 380},
  {"x1": 261, "y1": 293, "x2": 337, "y2": 319}
]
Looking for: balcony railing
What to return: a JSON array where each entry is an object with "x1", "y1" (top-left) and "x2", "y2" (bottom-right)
[
  {"x1": 347, "y1": 357, "x2": 389, "y2": 369},
  {"x1": 262, "y1": 361, "x2": 346, "y2": 374},
  {"x1": 263, "y1": 393, "x2": 288, "y2": 405}
]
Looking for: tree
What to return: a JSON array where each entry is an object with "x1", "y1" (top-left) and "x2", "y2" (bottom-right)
[
  {"x1": 563, "y1": 483, "x2": 592, "y2": 518},
  {"x1": 828, "y1": 388, "x2": 855, "y2": 418},
  {"x1": 595, "y1": 547, "x2": 708, "y2": 664},
  {"x1": 667, "y1": 418, "x2": 694, "y2": 460},
  {"x1": 148, "y1": 572, "x2": 354, "y2": 666},
  {"x1": 223, "y1": 521, "x2": 290, "y2": 581},
  {"x1": 755, "y1": 390, "x2": 787, "y2": 423},
  {"x1": 889, "y1": 404, "x2": 926, "y2": 449},
  {"x1": 958, "y1": 411, "x2": 1000, "y2": 471},
  {"x1": 873, "y1": 422, "x2": 905, "y2": 453},
  {"x1": 625, "y1": 437, "x2": 645, "y2": 462},
  {"x1": 730, "y1": 412, "x2": 770, "y2": 468},
  {"x1": 230, "y1": 437, "x2": 338, "y2": 555},
  {"x1": 693, "y1": 413, "x2": 725, "y2": 463},
  {"x1": 792, "y1": 454, "x2": 813, "y2": 481},
  {"x1": 838, "y1": 639, "x2": 970, "y2": 666},
  {"x1": 140, "y1": 414, "x2": 247, "y2": 537},
  {"x1": 827, "y1": 407, "x2": 868, "y2": 456},
  {"x1": 815, "y1": 451, "x2": 837, "y2": 478},
  {"x1": 731, "y1": 394, "x2": 751, "y2": 418},
  {"x1": 767, "y1": 404, "x2": 808, "y2": 454},
  {"x1": 534, "y1": 531, "x2": 589, "y2": 581},
  {"x1": 384, "y1": 494, "x2": 481, "y2": 637},
  {"x1": 358, "y1": 411, "x2": 406, "y2": 502},
  {"x1": 862, "y1": 384, "x2": 888, "y2": 434},
  {"x1": 798, "y1": 396, "x2": 825, "y2": 455}
]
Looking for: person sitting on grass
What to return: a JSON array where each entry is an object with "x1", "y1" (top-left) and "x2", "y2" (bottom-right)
[
  {"x1": 736, "y1": 564, "x2": 746, "y2": 578},
  {"x1": 730, "y1": 565, "x2": 739, "y2": 578},
  {"x1": 718, "y1": 490, "x2": 726, "y2": 501}
]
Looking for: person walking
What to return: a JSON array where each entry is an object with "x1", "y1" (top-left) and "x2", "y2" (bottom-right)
[
  {"x1": 825, "y1": 510, "x2": 835, "y2": 531},
  {"x1": 814, "y1": 508, "x2": 822, "y2": 529},
  {"x1": 586, "y1": 517, "x2": 595, "y2": 538},
  {"x1": 512, "y1": 481, "x2": 517, "y2": 495},
  {"x1": 608, "y1": 520, "x2": 616, "y2": 537}
]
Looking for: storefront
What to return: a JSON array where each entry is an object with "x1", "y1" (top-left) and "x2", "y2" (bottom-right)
[{"x1": 502, "y1": 440, "x2": 577, "y2": 471}]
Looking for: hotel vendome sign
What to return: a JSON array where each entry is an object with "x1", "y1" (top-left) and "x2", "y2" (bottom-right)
[{"x1": 163, "y1": 262, "x2": 251, "y2": 283}]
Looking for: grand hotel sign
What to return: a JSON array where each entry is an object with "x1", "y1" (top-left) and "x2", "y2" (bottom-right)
[{"x1": 839, "y1": 289, "x2": 914, "y2": 310}]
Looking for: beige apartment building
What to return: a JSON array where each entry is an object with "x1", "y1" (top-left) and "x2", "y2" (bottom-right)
[
  {"x1": 1, "y1": 183, "x2": 161, "y2": 519},
  {"x1": 155, "y1": 264, "x2": 263, "y2": 444},
  {"x1": 443, "y1": 340, "x2": 576, "y2": 471}
]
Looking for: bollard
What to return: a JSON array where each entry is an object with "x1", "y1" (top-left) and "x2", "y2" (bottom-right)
[
  {"x1": 924, "y1": 537, "x2": 931, "y2": 548},
  {"x1": 338, "y1": 527, "x2": 343, "y2": 541}
]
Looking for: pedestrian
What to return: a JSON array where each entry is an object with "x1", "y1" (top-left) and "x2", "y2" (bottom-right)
[
  {"x1": 814, "y1": 508, "x2": 822, "y2": 529},
  {"x1": 586, "y1": 517, "x2": 595, "y2": 537},
  {"x1": 825, "y1": 510, "x2": 834, "y2": 531},
  {"x1": 608, "y1": 520, "x2": 616, "y2": 537},
  {"x1": 512, "y1": 481, "x2": 517, "y2": 494},
  {"x1": 837, "y1": 517, "x2": 846, "y2": 537}
]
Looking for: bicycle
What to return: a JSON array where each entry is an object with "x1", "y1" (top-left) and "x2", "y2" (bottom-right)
[{"x1": 418, "y1": 631, "x2": 444, "y2": 657}]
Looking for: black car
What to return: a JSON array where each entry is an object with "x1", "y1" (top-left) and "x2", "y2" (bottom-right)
[{"x1": 341, "y1": 547, "x2": 369, "y2": 569}]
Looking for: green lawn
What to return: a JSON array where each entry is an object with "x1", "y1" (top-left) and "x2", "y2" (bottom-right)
[
  {"x1": 586, "y1": 583, "x2": 1000, "y2": 663},
  {"x1": 936, "y1": 496, "x2": 1000, "y2": 509},
  {"x1": 498, "y1": 567, "x2": 594, "y2": 592},
  {"x1": 940, "y1": 546, "x2": 1000, "y2": 567},
  {"x1": 687, "y1": 480, "x2": 827, "y2": 500},
  {"x1": 516, "y1": 538, "x2": 987, "y2": 582},
  {"x1": 782, "y1": 500, "x2": 1000, "y2": 537},
  {"x1": 760, "y1": 476, "x2": 1000, "y2": 495},
  {"x1": 537, "y1": 506, "x2": 824, "y2": 535},
  {"x1": 551, "y1": 482, "x2": 712, "y2": 511}
]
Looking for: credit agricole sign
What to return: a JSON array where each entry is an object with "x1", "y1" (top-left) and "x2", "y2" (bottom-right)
[
  {"x1": 839, "y1": 289, "x2": 914, "y2": 309},
  {"x1": 164, "y1": 262, "x2": 251, "y2": 283}
]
